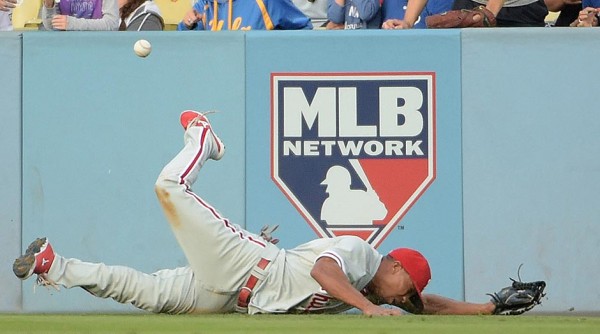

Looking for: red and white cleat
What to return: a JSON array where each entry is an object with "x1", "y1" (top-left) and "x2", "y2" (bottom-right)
[
  {"x1": 13, "y1": 237, "x2": 56, "y2": 280},
  {"x1": 180, "y1": 110, "x2": 226, "y2": 161}
]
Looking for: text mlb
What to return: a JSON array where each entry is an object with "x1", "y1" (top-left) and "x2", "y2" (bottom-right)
[{"x1": 281, "y1": 86, "x2": 428, "y2": 157}]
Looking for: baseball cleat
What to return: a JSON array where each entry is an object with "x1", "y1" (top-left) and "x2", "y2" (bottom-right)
[
  {"x1": 13, "y1": 237, "x2": 56, "y2": 280},
  {"x1": 180, "y1": 110, "x2": 225, "y2": 160}
]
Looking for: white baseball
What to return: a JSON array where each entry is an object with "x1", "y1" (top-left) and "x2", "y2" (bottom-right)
[
  {"x1": 15, "y1": 0, "x2": 24, "y2": 6},
  {"x1": 134, "y1": 39, "x2": 152, "y2": 58}
]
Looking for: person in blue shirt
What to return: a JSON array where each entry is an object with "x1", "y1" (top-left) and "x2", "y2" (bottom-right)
[
  {"x1": 327, "y1": 0, "x2": 382, "y2": 29},
  {"x1": 178, "y1": 0, "x2": 312, "y2": 30},
  {"x1": 381, "y1": 0, "x2": 450, "y2": 29}
]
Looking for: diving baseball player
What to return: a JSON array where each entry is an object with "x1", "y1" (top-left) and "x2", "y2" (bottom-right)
[{"x1": 13, "y1": 111, "x2": 545, "y2": 316}]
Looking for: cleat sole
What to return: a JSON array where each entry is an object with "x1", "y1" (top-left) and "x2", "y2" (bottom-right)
[{"x1": 13, "y1": 238, "x2": 47, "y2": 280}]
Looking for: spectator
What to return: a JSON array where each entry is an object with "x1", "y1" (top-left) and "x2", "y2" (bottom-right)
[
  {"x1": 0, "y1": 12, "x2": 8, "y2": 31},
  {"x1": 582, "y1": 0, "x2": 600, "y2": 7},
  {"x1": 293, "y1": 0, "x2": 328, "y2": 28},
  {"x1": 41, "y1": 0, "x2": 119, "y2": 30},
  {"x1": 571, "y1": 4, "x2": 599, "y2": 26},
  {"x1": 0, "y1": 0, "x2": 16, "y2": 31},
  {"x1": 452, "y1": 0, "x2": 549, "y2": 27},
  {"x1": 119, "y1": 0, "x2": 164, "y2": 30},
  {"x1": 381, "y1": 0, "x2": 451, "y2": 29},
  {"x1": 325, "y1": 20, "x2": 344, "y2": 28},
  {"x1": 545, "y1": 0, "x2": 581, "y2": 26},
  {"x1": 178, "y1": 0, "x2": 312, "y2": 30},
  {"x1": 327, "y1": 0, "x2": 382, "y2": 29}
]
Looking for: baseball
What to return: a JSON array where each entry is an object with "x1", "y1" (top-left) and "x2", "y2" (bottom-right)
[{"x1": 134, "y1": 39, "x2": 152, "y2": 58}]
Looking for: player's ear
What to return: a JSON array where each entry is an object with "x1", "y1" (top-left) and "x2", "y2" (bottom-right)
[
  {"x1": 391, "y1": 259, "x2": 403, "y2": 273},
  {"x1": 385, "y1": 255, "x2": 402, "y2": 273}
]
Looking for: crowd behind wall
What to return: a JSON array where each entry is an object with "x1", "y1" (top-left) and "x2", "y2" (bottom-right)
[{"x1": 1, "y1": 0, "x2": 600, "y2": 32}]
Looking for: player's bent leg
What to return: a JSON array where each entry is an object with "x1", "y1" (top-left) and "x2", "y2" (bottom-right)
[{"x1": 155, "y1": 112, "x2": 275, "y2": 293}]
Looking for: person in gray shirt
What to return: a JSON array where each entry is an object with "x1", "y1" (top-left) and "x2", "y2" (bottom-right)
[
  {"x1": 293, "y1": 0, "x2": 328, "y2": 28},
  {"x1": 118, "y1": 0, "x2": 163, "y2": 30}
]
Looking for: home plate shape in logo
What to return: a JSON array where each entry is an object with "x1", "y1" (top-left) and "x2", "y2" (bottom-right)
[{"x1": 271, "y1": 72, "x2": 436, "y2": 247}]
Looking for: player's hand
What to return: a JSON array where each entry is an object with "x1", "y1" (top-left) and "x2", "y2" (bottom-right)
[
  {"x1": 361, "y1": 304, "x2": 403, "y2": 316},
  {"x1": 183, "y1": 9, "x2": 202, "y2": 28},
  {"x1": 52, "y1": 15, "x2": 69, "y2": 30},
  {"x1": 382, "y1": 19, "x2": 413, "y2": 30},
  {"x1": 0, "y1": 0, "x2": 17, "y2": 12}
]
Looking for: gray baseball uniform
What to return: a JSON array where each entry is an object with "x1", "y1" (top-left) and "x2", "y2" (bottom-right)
[{"x1": 42, "y1": 123, "x2": 384, "y2": 314}]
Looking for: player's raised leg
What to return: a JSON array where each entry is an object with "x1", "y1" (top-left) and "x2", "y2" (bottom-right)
[
  {"x1": 13, "y1": 238, "x2": 198, "y2": 314},
  {"x1": 155, "y1": 111, "x2": 277, "y2": 294}
]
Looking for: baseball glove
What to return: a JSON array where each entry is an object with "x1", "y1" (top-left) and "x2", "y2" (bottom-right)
[
  {"x1": 426, "y1": 6, "x2": 497, "y2": 28},
  {"x1": 489, "y1": 279, "x2": 546, "y2": 315}
]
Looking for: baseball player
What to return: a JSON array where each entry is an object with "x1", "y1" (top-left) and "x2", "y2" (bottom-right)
[{"x1": 13, "y1": 111, "x2": 545, "y2": 316}]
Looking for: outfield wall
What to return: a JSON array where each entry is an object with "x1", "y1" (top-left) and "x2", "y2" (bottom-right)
[
  {"x1": 0, "y1": 32, "x2": 23, "y2": 312},
  {"x1": 0, "y1": 29, "x2": 598, "y2": 314}
]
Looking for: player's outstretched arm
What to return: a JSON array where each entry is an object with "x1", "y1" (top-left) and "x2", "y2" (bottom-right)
[
  {"x1": 422, "y1": 277, "x2": 546, "y2": 315},
  {"x1": 421, "y1": 294, "x2": 495, "y2": 315},
  {"x1": 310, "y1": 257, "x2": 402, "y2": 316}
]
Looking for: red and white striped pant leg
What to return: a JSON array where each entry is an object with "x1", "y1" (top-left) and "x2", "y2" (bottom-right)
[{"x1": 155, "y1": 125, "x2": 269, "y2": 296}]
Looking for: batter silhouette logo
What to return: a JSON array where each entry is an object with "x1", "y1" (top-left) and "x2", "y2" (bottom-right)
[{"x1": 271, "y1": 72, "x2": 436, "y2": 247}]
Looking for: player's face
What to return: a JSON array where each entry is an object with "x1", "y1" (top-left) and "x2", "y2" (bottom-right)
[{"x1": 378, "y1": 264, "x2": 417, "y2": 306}]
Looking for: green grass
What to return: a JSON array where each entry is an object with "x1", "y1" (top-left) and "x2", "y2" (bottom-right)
[{"x1": 0, "y1": 314, "x2": 598, "y2": 334}]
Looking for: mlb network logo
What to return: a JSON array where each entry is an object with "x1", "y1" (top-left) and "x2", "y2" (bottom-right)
[{"x1": 271, "y1": 72, "x2": 436, "y2": 247}]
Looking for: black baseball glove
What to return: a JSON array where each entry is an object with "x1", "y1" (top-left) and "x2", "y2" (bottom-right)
[{"x1": 489, "y1": 279, "x2": 546, "y2": 315}]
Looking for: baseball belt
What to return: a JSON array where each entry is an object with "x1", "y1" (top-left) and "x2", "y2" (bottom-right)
[{"x1": 236, "y1": 257, "x2": 271, "y2": 310}]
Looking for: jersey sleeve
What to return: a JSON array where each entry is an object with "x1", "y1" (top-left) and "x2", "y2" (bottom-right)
[
  {"x1": 267, "y1": 0, "x2": 313, "y2": 29},
  {"x1": 177, "y1": 1, "x2": 207, "y2": 31},
  {"x1": 353, "y1": 0, "x2": 381, "y2": 21},
  {"x1": 583, "y1": 0, "x2": 600, "y2": 7},
  {"x1": 316, "y1": 236, "x2": 382, "y2": 283},
  {"x1": 327, "y1": 0, "x2": 345, "y2": 24},
  {"x1": 381, "y1": 0, "x2": 407, "y2": 21}
]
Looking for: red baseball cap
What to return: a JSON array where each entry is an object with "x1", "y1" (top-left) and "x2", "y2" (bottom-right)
[{"x1": 388, "y1": 248, "x2": 431, "y2": 313}]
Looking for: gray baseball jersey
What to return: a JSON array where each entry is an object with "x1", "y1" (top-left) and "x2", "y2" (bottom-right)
[
  {"x1": 41, "y1": 123, "x2": 384, "y2": 314},
  {"x1": 250, "y1": 236, "x2": 383, "y2": 314}
]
